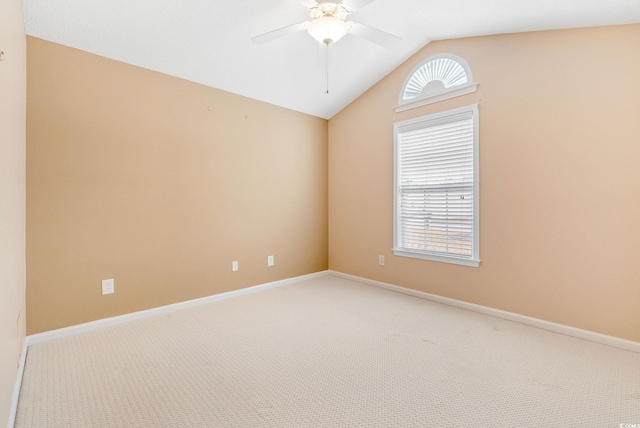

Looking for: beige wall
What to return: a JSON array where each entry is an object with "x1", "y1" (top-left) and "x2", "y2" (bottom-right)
[
  {"x1": 329, "y1": 24, "x2": 640, "y2": 342},
  {"x1": 0, "y1": 0, "x2": 27, "y2": 425},
  {"x1": 27, "y1": 37, "x2": 328, "y2": 334},
  {"x1": 25, "y1": 25, "x2": 640, "y2": 342}
]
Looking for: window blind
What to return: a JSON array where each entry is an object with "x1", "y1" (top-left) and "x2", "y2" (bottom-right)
[{"x1": 395, "y1": 109, "x2": 476, "y2": 260}]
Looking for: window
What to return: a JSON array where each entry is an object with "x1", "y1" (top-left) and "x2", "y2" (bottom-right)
[
  {"x1": 396, "y1": 54, "x2": 477, "y2": 112},
  {"x1": 393, "y1": 104, "x2": 480, "y2": 267}
]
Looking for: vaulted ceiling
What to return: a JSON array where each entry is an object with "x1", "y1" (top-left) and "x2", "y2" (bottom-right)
[{"x1": 23, "y1": 0, "x2": 640, "y2": 119}]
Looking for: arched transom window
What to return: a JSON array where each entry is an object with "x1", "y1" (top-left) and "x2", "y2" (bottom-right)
[{"x1": 396, "y1": 54, "x2": 477, "y2": 112}]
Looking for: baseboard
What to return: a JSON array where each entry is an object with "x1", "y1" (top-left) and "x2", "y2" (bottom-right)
[
  {"x1": 329, "y1": 270, "x2": 640, "y2": 354},
  {"x1": 7, "y1": 342, "x2": 28, "y2": 428},
  {"x1": 25, "y1": 268, "x2": 639, "y2": 352},
  {"x1": 27, "y1": 270, "x2": 329, "y2": 346}
]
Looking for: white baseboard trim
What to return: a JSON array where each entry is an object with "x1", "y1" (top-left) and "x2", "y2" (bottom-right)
[
  {"x1": 329, "y1": 270, "x2": 640, "y2": 354},
  {"x1": 7, "y1": 342, "x2": 28, "y2": 428},
  {"x1": 27, "y1": 270, "x2": 329, "y2": 347}
]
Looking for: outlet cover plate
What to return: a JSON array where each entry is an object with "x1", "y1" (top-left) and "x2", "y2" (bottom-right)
[{"x1": 102, "y1": 279, "x2": 114, "y2": 295}]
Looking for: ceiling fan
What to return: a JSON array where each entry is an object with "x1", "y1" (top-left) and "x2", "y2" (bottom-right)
[{"x1": 251, "y1": 0, "x2": 401, "y2": 49}]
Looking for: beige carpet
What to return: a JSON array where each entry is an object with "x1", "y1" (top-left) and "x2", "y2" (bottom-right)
[{"x1": 15, "y1": 275, "x2": 640, "y2": 427}]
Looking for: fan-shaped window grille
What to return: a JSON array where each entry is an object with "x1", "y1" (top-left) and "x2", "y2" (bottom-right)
[{"x1": 396, "y1": 54, "x2": 477, "y2": 112}]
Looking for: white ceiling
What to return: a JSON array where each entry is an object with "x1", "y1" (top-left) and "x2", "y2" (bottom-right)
[{"x1": 23, "y1": 0, "x2": 640, "y2": 119}]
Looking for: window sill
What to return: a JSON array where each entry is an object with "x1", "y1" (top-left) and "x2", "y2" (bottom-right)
[
  {"x1": 394, "y1": 83, "x2": 478, "y2": 113},
  {"x1": 392, "y1": 248, "x2": 480, "y2": 267}
]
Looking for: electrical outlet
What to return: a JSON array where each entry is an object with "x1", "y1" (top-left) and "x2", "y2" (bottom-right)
[
  {"x1": 267, "y1": 255, "x2": 274, "y2": 267},
  {"x1": 379, "y1": 255, "x2": 385, "y2": 266},
  {"x1": 102, "y1": 278, "x2": 114, "y2": 295},
  {"x1": 232, "y1": 261, "x2": 239, "y2": 272}
]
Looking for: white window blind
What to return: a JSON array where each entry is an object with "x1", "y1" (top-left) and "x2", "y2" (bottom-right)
[{"x1": 393, "y1": 105, "x2": 479, "y2": 267}]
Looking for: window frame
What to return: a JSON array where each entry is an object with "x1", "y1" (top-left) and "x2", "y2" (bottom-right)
[{"x1": 393, "y1": 104, "x2": 480, "y2": 267}]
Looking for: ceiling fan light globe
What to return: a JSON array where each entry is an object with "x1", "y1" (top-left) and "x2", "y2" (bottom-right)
[{"x1": 307, "y1": 16, "x2": 349, "y2": 45}]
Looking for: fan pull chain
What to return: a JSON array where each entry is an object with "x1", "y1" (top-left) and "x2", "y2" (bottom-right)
[{"x1": 324, "y1": 42, "x2": 330, "y2": 94}]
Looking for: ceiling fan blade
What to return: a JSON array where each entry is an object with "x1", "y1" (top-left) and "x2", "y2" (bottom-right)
[
  {"x1": 251, "y1": 22, "x2": 309, "y2": 44},
  {"x1": 300, "y1": 0, "x2": 319, "y2": 8},
  {"x1": 348, "y1": 22, "x2": 401, "y2": 49},
  {"x1": 340, "y1": 0, "x2": 376, "y2": 12}
]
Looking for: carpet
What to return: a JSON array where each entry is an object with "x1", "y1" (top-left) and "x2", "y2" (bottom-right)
[{"x1": 15, "y1": 275, "x2": 640, "y2": 427}]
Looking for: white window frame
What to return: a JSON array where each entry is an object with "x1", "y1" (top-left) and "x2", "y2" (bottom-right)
[{"x1": 393, "y1": 104, "x2": 480, "y2": 267}]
